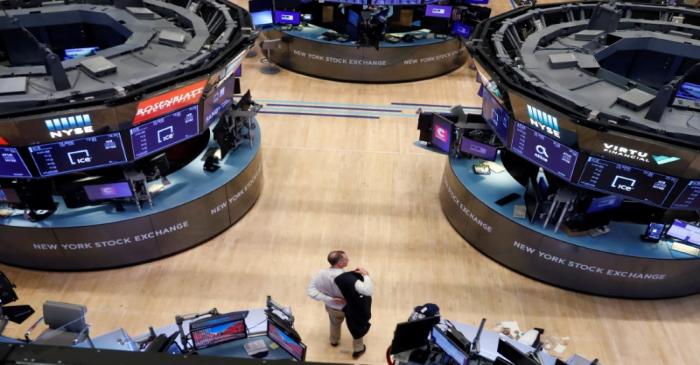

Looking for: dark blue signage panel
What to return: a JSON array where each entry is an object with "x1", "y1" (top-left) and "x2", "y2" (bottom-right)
[
  {"x1": 0, "y1": 147, "x2": 32, "y2": 178},
  {"x1": 28, "y1": 133, "x2": 128, "y2": 177},
  {"x1": 578, "y1": 157, "x2": 678, "y2": 206},
  {"x1": 510, "y1": 122, "x2": 579, "y2": 181},
  {"x1": 130, "y1": 105, "x2": 200, "y2": 159}
]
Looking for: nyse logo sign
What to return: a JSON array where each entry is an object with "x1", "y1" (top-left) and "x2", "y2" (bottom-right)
[
  {"x1": 45, "y1": 114, "x2": 93, "y2": 139},
  {"x1": 526, "y1": 105, "x2": 560, "y2": 139}
]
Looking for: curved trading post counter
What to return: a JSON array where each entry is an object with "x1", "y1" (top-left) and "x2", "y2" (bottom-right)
[
  {"x1": 440, "y1": 156, "x2": 700, "y2": 299},
  {"x1": 0, "y1": 123, "x2": 262, "y2": 271},
  {"x1": 263, "y1": 26, "x2": 467, "y2": 82}
]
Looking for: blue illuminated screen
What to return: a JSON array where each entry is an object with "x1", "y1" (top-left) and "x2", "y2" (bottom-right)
[
  {"x1": 431, "y1": 327, "x2": 468, "y2": 365},
  {"x1": 0, "y1": 147, "x2": 32, "y2": 178},
  {"x1": 64, "y1": 47, "x2": 98, "y2": 60},
  {"x1": 460, "y1": 138, "x2": 497, "y2": 161},
  {"x1": 203, "y1": 76, "x2": 235, "y2": 127},
  {"x1": 452, "y1": 22, "x2": 472, "y2": 38},
  {"x1": 84, "y1": 182, "x2": 133, "y2": 201},
  {"x1": 586, "y1": 195, "x2": 623, "y2": 214},
  {"x1": 671, "y1": 180, "x2": 700, "y2": 210},
  {"x1": 251, "y1": 10, "x2": 274, "y2": 27},
  {"x1": 274, "y1": 10, "x2": 301, "y2": 25},
  {"x1": 510, "y1": 122, "x2": 579, "y2": 181},
  {"x1": 425, "y1": 5, "x2": 452, "y2": 18},
  {"x1": 28, "y1": 133, "x2": 128, "y2": 177},
  {"x1": 481, "y1": 88, "x2": 509, "y2": 142},
  {"x1": 676, "y1": 82, "x2": 700, "y2": 102},
  {"x1": 130, "y1": 105, "x2": 200, "y2": 159}
]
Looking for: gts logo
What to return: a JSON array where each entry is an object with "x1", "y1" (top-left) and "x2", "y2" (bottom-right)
[{"x1": 45, "y1": 114, "x2": 94, "y2": 139}]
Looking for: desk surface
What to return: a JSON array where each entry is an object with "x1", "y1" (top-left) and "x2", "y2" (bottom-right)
[
  {"x1": 274, "y1": 24, "x2": 453, "y2": 47},
  {"x1": 451, "y1": 155, "x2": 699, "y2": 260},
  {"x1": 0, "y1": 119, "x2": 260, "y2": 229}
]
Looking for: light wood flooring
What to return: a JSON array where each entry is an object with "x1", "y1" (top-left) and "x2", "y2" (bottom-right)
[{"x1": 2, "y1": 1, "x2": 699, "y2": 364}]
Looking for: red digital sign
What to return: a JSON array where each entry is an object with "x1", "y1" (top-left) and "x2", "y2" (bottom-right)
[
  {"x1": 0, "y1": 136, "x2": 7, "y2": 145},
  {"x1": 132, "y1": 79, "x2": 207, "y2": 125}
]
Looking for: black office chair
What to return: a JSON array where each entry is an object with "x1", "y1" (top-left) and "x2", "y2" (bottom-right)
[{"x1": 24, "y1": 301, "x2": 94, "y2": 348}]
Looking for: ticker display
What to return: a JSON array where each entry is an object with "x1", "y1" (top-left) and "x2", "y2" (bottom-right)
[
  {"x1": 28, "y1": 133, "x2": 128, "y2": 177},
  {"x1": 510, "y1": 122, "x2": 579, "y2": 181},
  {"x1": 577, "y1": 157, "x2": 678, "y2": 206},
  {"x1": 0, "y1": 147, "x2": 33, "y2": 178},
  {"x1": 481, "y1": 87, "x2": 510, "y2": 142},
  {"x1": 130, "y1": 105, "x2": 200, "y2": 159},
  {"x1": 670, "y1": 180, "x2": 700, "y2": 210}
]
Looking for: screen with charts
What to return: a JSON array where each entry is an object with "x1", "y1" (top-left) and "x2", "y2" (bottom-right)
[
  {"x1": 510, "y1": 122, "x2": 579, "y2": 181},
  {"x1": 191, "y1": 318, "x2": 247, "y2": 350},
  {"x1": 666, "y1": 220, "x2": 700, "y2": 246},
  {"x1": 577, "y1": 157, "x2": 678, "y2": 206},
  {"x1": 670, "y1": 180, "x2": 700, "y2": 210},
  {"x1": 0, "y1": 147, "x2": 33, "y2": 178},
  {"x1": 481, "y1": 88, "x2": 509, "y2": 142},
  {"x1": 430, "y1": 327, "x2": 468, "y2": 365},
  {"x1": 203, "y1": 76, "x2": 235, "y2": 127},
  {"x1": 28, "y1": 133, "x2": 128, "y2": 177},
  {"x1": 267, "y1": 320, "x2": 306, "y2": 361},
  {"x1": 432, "y1": 115, "x2": 453, "y2": 153},
  {"x1": 130, "y1": 105, "x2": 200, "y2": 159},
  {"x1": 84, "y1": 182, "x2": 133, "y2": 201}
]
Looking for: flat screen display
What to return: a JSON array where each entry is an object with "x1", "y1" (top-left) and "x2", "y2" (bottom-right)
[
  {"x1": 84, "y1": 182, "x2": 133, "y2": 201},
  {"x1": 666, "y1": 219, "x2": 700, "y2": 246},
  {"x1": 481, "y1": 88, "x2": 509, "y2": 142},
  {"x1": 586, "y1": 195, "x2": 623, "y2": 214},
  {"x1": 577, "y1": 157, "x2": 678, "y2": 206},
  {"x1": 425, "y1": 5, "x2": 452, "y2": 18},
  {"x1": 431, "y1": 327, "x2": 468, "y2": 365},
  {"x1": 510, "y1": 122, "x2": 579, "y2": 181},
  {"x1": 371, "y1": 0, "x2": 420, "y2": 4},
  {"x1": 676, "y1": 82, "x2": 700, "y2": 102},
  {"x1": 274, "y1": 10, "x2": 301, "y2": 25},
  {"x1": 467, "y1": 0, "x2": 489, "y2": 3},
  {"x1": 452, "y1": 22, "x2": 472, "y2": 38},
  {"x1": 28, "y1": 133, "x2": 128, "y2": 177},
  {"x1": 130, "y1": 105, "x2": 200, "y2": 159},
  {"x1": 324, "y1": 0, "x2": 368, "y2": 4},
  {"x1": 0, "y1": 188, "x2": 20, "y2": 204},
  {"x1": 191, "y1": 318, "x2": 247, "y2": 350},
  {"x1": 251, "y1": 10, "x2": 274, "y2": 27},
  {"x1": 267, "y1": 321, "x2": 306, "y2": 361},
  {"x1": 432, "y1": 115, "x2": 452, "y2": 153},
  {"x1": 460, "y1": 138, "x2": 497, "y2": 161},
  {"x1": 0, "y1": 147, "x2": 33, "y2": 178},
  {"x1": 203, "y1": 76, "x2": 235, "y2": 127},
  {"x1": 64, "y1": 47, "x2": 98, "y2": 60},
  {"x1": 670, "y1": 180, "x2": 700, "y2": 210}
]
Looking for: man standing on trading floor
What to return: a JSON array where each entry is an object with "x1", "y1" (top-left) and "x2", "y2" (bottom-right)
[
  {"x1": 307, "y1": 251, "x2": 374, "y2": 358},
  {"x1": 334, "y1": 266, "x2": 373, "y2": 358}
]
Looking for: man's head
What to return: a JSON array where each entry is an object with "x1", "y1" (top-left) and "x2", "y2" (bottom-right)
[{"x1": 327, "y1": 250, "x2": 348, "y2": 269}]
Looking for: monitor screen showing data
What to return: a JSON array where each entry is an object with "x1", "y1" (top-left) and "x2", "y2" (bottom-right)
[
  {"x1": 460, "y1": 138, "x2": 497, "y2": 161},
  {"x1": 372, "y1": 0, "x2": 420, "y2": 4},
  {"x1": 676, "y1": 82, "x2": 700, "y2": 102},
  {"x1": 28, "y1": 133, "x2": 128, "y2": 177},
  {"x1": 425, "y1": 5, "x2": 452, "y2": 18},
  {"x1": 0, "y1": 147, "x2": 33, "y2": 178},
  {"x1": 274, "y1": 10, "x2": 301, "y2": 25},
  {"x1": 130, "y1": 105, "x2": 200, "y2": 159},
  {"x1": 671, "y1": 180, "x2": 700, "y2": 210},
  {"x1": 510, "y1": 122, "x2": 579, "y2": 181},
  {"x1": 203, "y1": 76, "x2": 235, "y2": 127},
  {"x1": 432, "y1": 115, "x2": 452, "y2": 153},
  {"x1": 84, "y1": 182, "x2": 133, "y2": 201},
  {"x1": 267, "y1": 321, "x2": 306, "y2": 361},
  {"x1": 577, "y1": 157, "x2": 678, "y2": 206},
  {"x1": 481, "y1": 88, "x2": 509, "y2": 142}
]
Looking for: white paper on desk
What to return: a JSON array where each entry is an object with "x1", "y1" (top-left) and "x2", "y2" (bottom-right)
[
  {"x1": 553, "y1": 343, "x2": 567, "y2": 354},
  {"x1": 500, "y1": 321, "x2": 521, "y2": 334}
]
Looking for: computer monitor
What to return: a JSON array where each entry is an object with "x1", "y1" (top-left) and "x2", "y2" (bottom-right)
[
  {"x1": 83, "y1": 182, "x2": 133, "y2": 202},
  {"x1": 267, "y1": 319, "x2": 306, "y2": 361},
  {"x1": 432, "y1": 114, "x2": 453, "y2": 153},
  {"x1": 347, "y1": 9, "x2": 361, "y2": 27},
  {"x1": 430, "y1": 327, "x2": 469, "y2": 365},
  {"x1": 274, "y1": 10, "x2": 301, "y2": 25},
  {"x1": 251, "y1": 10, "x2": 274, "y2": 28},
  {"x1": 0, "y1": 188, "x2": 21, "y2": 204},
  {"x1": 425, "y1": 5, "x2": 452, "y2": 18},
  {"x1": 586, "y1": 195, "x2": 623, "y2": 214},
  {"x1": 64, "y1": 47, "x2": 98, "y2": 60},
  {"x1": 452, "y1": 22, "x2": 472, "y2": 38},
  {"x1": 497, "y1": 339, "x2": 539, "y2": 365},
  {"x1": 189, "y1": 312, "x2": 248, "y2": 350},
  {"x1": 666, "y1": 219, "x2": 700, "y2": 246},
  {"x1": 460, "y1": 137, "x2": 497, "y2": 161},
  {"x1": 390, "y1": 316, "x2": 441, "y2": 354}
]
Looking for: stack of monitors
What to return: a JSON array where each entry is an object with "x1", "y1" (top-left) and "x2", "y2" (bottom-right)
[
  {"x1": 28, "y1": 133, "x2": 128, "y2": 177},
  {"x1": 0, "y1": 147, "x2": 32, "y2": 178},
  {"x1": 190, "y1": 313, "x2": 248, "y2": 350},
  {"x1": 432, "y1": 114, "x2": 453, "y2": 153},
  {"x1": 130, "y1": 105, "x2": 200, "y2": 159},
  {"x1": 267, "y1": 320, "x2": 306, "y2": 361},
  {"x1": 510, "y1": 121, "x2": 579, "y2": 181}
]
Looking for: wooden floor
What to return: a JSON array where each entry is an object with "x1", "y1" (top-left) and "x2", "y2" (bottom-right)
[{"x1": 2, "y1": 1, "x2": 700, "y2": 364}]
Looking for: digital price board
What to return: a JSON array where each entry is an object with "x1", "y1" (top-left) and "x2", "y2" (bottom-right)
[
  {"x1": 510, "y1": 122, "x2": 579, "y2": 181},
  {"x1": 0, "y1": 147, "x2": 33, "y2": 178},
  {"x1": 28, "y1": 133, "x2": 128, "y2": 177},
  {"x1": 130, "y1": 105, "x2": 200, "y2": 159}
]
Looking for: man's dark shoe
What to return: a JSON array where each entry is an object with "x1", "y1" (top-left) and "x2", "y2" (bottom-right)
[
  {"x1": 352, "y1": 345, "x2": 366, "y2": 359},
  {"x1": 330, "y1": 342, "x2": 338, "y2": 347}
]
